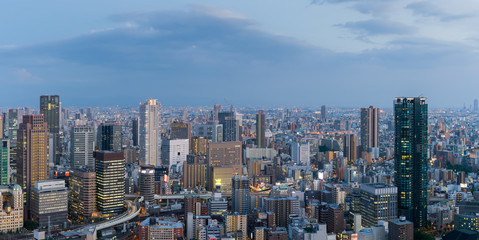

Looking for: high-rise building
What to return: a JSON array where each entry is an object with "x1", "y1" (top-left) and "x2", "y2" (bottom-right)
[
  {"x1": 69, "y1": 167, "x2": 96, "y2": 222},
  {"x1": 17, "y1": 115, "x2": 49, "y2": 217},
  {"x1": 360, "y1": 183, "x2": 398, "y2": 227},
  {"x1": 226, "y1": 213, "x2": 247, "y2": 240},
  {"x1": 171, "y1": 122, "x2": 191, "y2": 140},
  {"x1": 321, "y1": 105, "x2": 327, "y2": 122},
  {"x1": 208, "y1": 142, "x2": 242, "y2": 174},
  {"x1": 317, "y1": 204, "x2": 345, "y2": 234},
  {"x1": 388, "y1": 217, "x2": 414, "y2": 240},
  {"x1": 232, "y1": 175, "x2": 250, "y2": 214},
  {"x1": 139, "y1": 165, "x2": 155, "y2": 204},
  {"x1": 0, "y1": 184, "x2": 23, "y2": 233},
  {"x1": 183, "y1": 156, "x2": 207, "y2": 189},
  {"x1": 218, "y1": 111, "x2": 239, "y2": 142},
  {"x1": 291, "y1": 142, "x2": 310, "y2": 165},
  {"x1": 475, "y1": 99, "x2": 478, "y2": 112},
  {"x1": 360, "y1": 106, "x2": 379, "y2": 152},
  {"x1": 161, "y1": 139, "x2": 189, "y2": 172},
  {"x1": 95, "y1": 151, "x2": 125, "y2": 215},
  {"x1": 0, "y1": 140, "x2": 10, "y2": 185},
  {"x1": 132, "y1": 118, "x2": 139, "y2": 147},
  {"x1": 40, "y1": 95, "x2": 61, "y2": 164},
  {"x1": 190, "y1": 136, "x2": 209, "y2": 156},
  {"x1": 194, "y1": 123, "x2": 223, "y2": 142},
  {"x1": 139, "y1": 99, "x2": 161, "y2": 166},
  {"x1": 0, "y1": 115, "x2": 3, "y2": 139},
  {"x1": 343, "y1": 134, "x2": 356, "y2": 164},
  {"x1": 264, "y1": 197, "x2": 300, "y2": 228},
  {"x1": 6, "y1": 108, "x2": 21, "y2": 146},
  {"x1": 31, "y1": 180, "x2": 68, "y2": 227},
  {"x1": 208, "y1": 192, "x2": 227, "y2": 216},
  {"x1": 394, "y1": 97, "x2": 428, "y2": 229},
  {"x1": 99, "y1": 121, "x2": 122, "y2": 152},
  {"x1": 256, "y1": 110, "x2": 266, "y2": 148},
  {"x1": 212, "y1": 105, "x2": 221, "y2": 122},
  {"x1": 70, "y1": 125, "x2": 95, "y2": 169},
  {"x1": 208, "y1": 167, "x2": 234, "y2": 192}
]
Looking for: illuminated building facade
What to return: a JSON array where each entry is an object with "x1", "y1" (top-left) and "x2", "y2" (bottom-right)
[
  {"x1": 95, "y1": 151, "x2": 125, "y2": 214},
  {"x1": 139, "y1": 99, "x2": 161, "y2": 166}
]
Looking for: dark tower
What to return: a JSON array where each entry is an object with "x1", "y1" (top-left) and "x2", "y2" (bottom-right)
[{"x1": 394, "y1": 97, "x2": 428, "y2": 229}]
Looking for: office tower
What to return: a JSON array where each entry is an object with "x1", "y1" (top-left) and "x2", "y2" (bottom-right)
[
  {"x1": 475, "y1": 99, "x2": 479, "y2": 112},
  {"x1": 139, "y1": 165, "x2": 155, "y2": 204},
  {"x1": 343, "y1": 134, "x2": 356, "y2": 164},
  {"x1": 194, "y1": 123, "x2": 223, "y2": 142},
  {"x1": 321, "y1": 105, "x2": 327, "y2": 122},
  {"x1": 94, "y1": 151, "x2": 125, "y2": 214},
  {"x1": 40, "y1": 95, "x2": 61, "y2": 164},
  {"x1": 0, "y1": 184, "x2": 23, "y2": 233},
  {"x1": 317, "y1": 204, "x2": 345, "y2": 233},
  {"x1": 132, "y1": 118, "x2": 139, "y2": 146},
  {"x1": 256, "y1": 110, "x2": 266, "y2": 148},
  {"x1": 171, "y1": 122, "x2": 191, "y2": 140},
  {"x1": 0, "y1": 140, "x2": 9, "y2": 185},
  {"x1": 99, "y1": 121, "x2": 122, "y2": 152},
  {"x1": 139, "y1": 99, "x2": 161, "y2": 166},
  {"x1": 124, "y1": 147, "x2": 138, "y2": 164},
  {"x1": 360, "y1": 106, "x2": 379, "y2": 152},
  {"x1": 291, "y1": 142, "x2": 310, "y2": 165},
  {"x1": 161, "y1": 139, "x2": 189, "y2": 172},
  {"x1": 70, "y1": 125, "x2": 95, "y2": 169},
  {"x1": 226, "y1": 213, "x2": 247, "y2": 240},
  {"x1": 232, "y1": 175, "x2": 250, "y2": 214},
  {"x1": 212, "y1": 104, "x2": 221, "y2": 122},
  {"x1": 264, "y1": 197, "x2": 300, "y2": 228},
  {"x1": 208, "y1": 192, "x2": 228, "y2": 215},
  {"x1": 394, "y1": 97, "x2": 428, "y2": 228},
  {"x1": 360, "y1": 183, "x2": 398, "y2": 227},
  {"x1": 69, "y1": 167, "x2": 96, "y2": 222},
  {"x1": 154, "y1": 166, "x2": 170, "y2": 195},
  {"x1": 388, "y1": 217, "x2": 414, "y2": 240},
  {"x1": 190, "y1": 136, "x2": 209, "y2": 155},
  {"x1": 183, "y1": 156, "x2": 207, "y2": 189},
  {"x1": 31, "y1": 180, "x2": 68, "y2": 227},
  {"x1": 86, "y1": 108, "x2": 93, "y2": 121},
  {"x1": 17, "y1": 115, "x2": 49, "y2": 217},
  {"x1": 218, "y1": 111, "x2": 239, "y2": 142},
  {"x1": 208, "y1": 142, "x2": 242, "y2": 174},
  {"x1": 139, "y1": 218, "x2": 184, "y2": 240}
]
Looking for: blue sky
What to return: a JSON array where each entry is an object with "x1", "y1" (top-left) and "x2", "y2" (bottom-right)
[{"x1": 1, "y1": 0, "x2": 479, "y2": 108}]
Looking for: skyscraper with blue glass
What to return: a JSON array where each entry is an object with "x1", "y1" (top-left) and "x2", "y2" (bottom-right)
[{"x1": 394, "y1": 97, "x2": 428, "y2": 229}]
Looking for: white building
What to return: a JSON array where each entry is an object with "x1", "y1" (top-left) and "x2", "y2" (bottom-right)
[
  {"x1": 70, "y1": 125, "x2": 95, "y2": 169},
  {"x1": 161, "y1": 139, "x2": 189, "y2": 172},
  {"x1": 0, "y1": 184, "x2": 23, "y2": 233},
  {"x1": 139, "y1": 99, "x2": 161, "y2": 166},
  {"x1": 291, "y1": 142, "x2": 310, "y2": 165}
]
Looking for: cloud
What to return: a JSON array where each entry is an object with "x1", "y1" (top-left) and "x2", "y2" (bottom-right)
[
  {"x1": 406, "y1": 1, "x2": 471, "y2": 22},
  {"x1": 337, "y1": 20, "x2": 415, "y2": 36},
  {"x1": 13, "y1": 68, "x2": 42, "y2": 84},
  {"x1": 0, "y1": 6, "x2": 478, "y2": 108}
]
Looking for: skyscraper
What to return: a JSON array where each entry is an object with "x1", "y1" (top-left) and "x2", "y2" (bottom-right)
[
  {"x1": 321, "y1": 105, "x2": 327, "y2": 122},
  {"x1": 161, "y1": 139, "x2": 189, "y2": 172},
  {"x1": 360, "y1": 106, "x2": 379, "y2": 152},
  {"x1": 69, "y1": 167, "x2": 96, "y2": 222},
  {"x1": 256, "y1": 110, "x2": 266, "y2": 148},
  {"x1": 70, "y1": 125, "x2": 95, "y2": 169},
  {"x1": 132, "y1": 118, "x2": 139, "y2": 146},
  {"x1": 40, "y1": 95, "x2": 61, "y2": 164},
  {"x1": 99, "y1": 121, "x2": 122, "y2": 152},
  {"x1": 31, "y1": 180, "x2": 68, "y2": 227},
  {"x1": 17, "y1": 115, "x2": 49, "y2": 217},
  {"x1": 360, "y1": 183, "x2": 398, "y2": 227},
  {"x1": 95, "y1": 151, "x2": 125, "y2": 214},
  {"x1": 212, "y1": 104, "x2": 221, "y2": 123},
  {"x1": 232, "y1": 175, "x2": 250, "y2": 214},
  {"x1": 218, "y1": 111, "x2": 239, "y2": 142},
  {"x1": 343, "y1": 134, "x2": 356, "y2": 164},
  {"x1": 139, "y1": 166, "x2": 155, "y2": 203},
  {"x1": 475, "y1": 99, "x2": 478, "y2": 112},
  {"x1": 394, "y1": 97, "x2": 428, "y2": 229},
  {"x1": 0, "y1": 140, "x2": 9, "y2": 185},
  {"x1": 139, "y1": 99, "x2": 161, "y2": 166}
]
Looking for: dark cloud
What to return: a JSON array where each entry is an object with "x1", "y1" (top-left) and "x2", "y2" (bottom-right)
[
  {"x1": 406, "y1": 1, "x2": 471, "y2": 22},
  {"x1": 337, "y1": 20, "x2": 415, "y2": 36},
  {"x1": 0, "y1": 7, "x2": 478, "y2": 108}
]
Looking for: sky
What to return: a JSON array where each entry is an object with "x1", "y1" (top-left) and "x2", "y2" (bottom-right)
[{"x1": 1, "y1": 0, "x2": 479, "y2": 108}]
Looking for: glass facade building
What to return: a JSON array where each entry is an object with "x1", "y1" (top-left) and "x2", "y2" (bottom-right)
[{"x1": 394, "y1": 97, "x2": 428, "y2": 229}]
